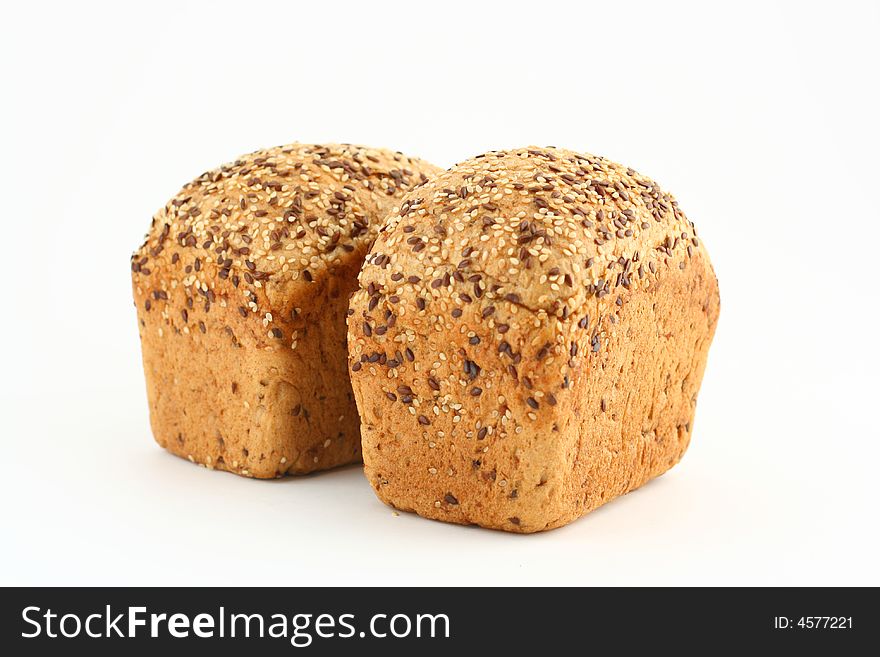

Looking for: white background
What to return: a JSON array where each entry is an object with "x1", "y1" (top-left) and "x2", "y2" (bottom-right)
[{"x1": 2, "y1": 0, "x2": 878, "y2": 586}]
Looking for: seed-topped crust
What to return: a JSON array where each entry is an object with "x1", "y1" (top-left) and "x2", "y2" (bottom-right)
[
  {"x1": 132, "y1": 143, "x2": 439, "y2": 341},
  {"x1": 348, "y1": 146, "x2": 719, "y2": 531},
  {"x1": 132, "y1": 143, "x2": 441, "y2": 478},
  {"x1": 361, "y1": 146, "x2": 700, "y2": 317}
]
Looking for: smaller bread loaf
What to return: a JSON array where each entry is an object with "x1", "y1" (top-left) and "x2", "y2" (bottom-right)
[
  {"x1": 348, "y1": 146, "x2": 719, "y2": 532},
  {"x1": 132, "y1": 143, "x2": 441, "y2": 477}
]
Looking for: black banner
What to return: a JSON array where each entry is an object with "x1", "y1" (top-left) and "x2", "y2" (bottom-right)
[{"x1": 1, "y1": 587, "x2": 872, "y2": 654}]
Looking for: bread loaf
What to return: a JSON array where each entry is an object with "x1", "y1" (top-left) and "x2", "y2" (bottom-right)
[
  {"x1": 347, "y1": 146, "x2": 719, "y2": 531},
  {"x1": 132, "y1": 143, "x2": 441, "y2": 477}
]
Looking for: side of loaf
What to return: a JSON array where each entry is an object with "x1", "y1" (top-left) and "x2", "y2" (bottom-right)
[
  {"x1": 132, "y1": 143, "x2": 441, "y2": 477},
  {"x1": 347, "y1": 146, "x2": 719, "y2": 531}
]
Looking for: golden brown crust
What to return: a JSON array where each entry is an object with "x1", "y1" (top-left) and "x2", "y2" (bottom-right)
[
  {"x1": 132, "y1": 143, "x2": 442, "y2": 477},
  {"x1": 347, "y1": 146, "x2": 719, "y2": 530}
]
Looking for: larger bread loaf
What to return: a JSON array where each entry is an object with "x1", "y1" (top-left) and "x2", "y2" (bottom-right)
[
  {"x1": 132, "y1": 143, "x2": 441, "y2": 477},
  {"x1": 347, "y1": 146, "x2": 719, "y2": 531}
]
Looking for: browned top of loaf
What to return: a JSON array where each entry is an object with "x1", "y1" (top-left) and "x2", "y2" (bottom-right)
[
  {"x1": 361, "y1": 146, "x2": 705, "y2": 319},
  {"x1": 131, "y1": 143, "x2": 441, "y2": 314}
]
